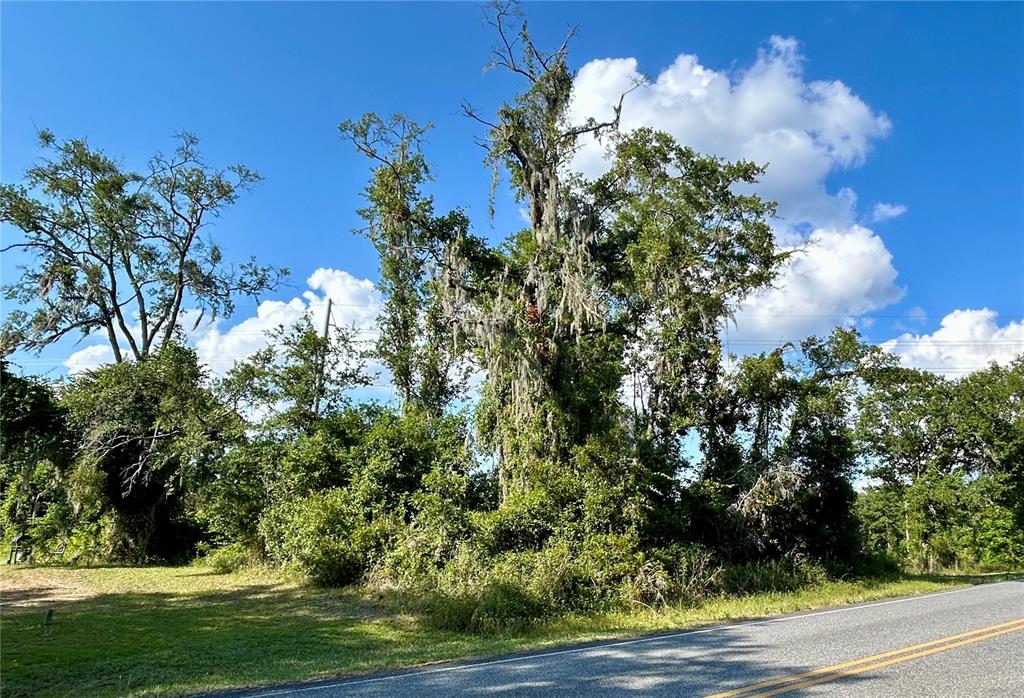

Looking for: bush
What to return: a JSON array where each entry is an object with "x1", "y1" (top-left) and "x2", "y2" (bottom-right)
[
  {"x1": 427, "y1": 582, "x2": 549, "y2": 634},
  {"x1": 850, "y1": 552, "x2": 902, "y2": 579},
  {"x1": 475, "y1": 488, "x2": 559, "y2": 554},
  {"x1": 200, "y1": 542, "x2": 263, "y2": 573},
  {"x1": 264, "y1": 489, "x2": 397, "y2": 587},
  {"x1": 58, "y1": 343, "x2": 233, "y2": 563},
  {"x1": 527, "y1": 538, "x2": 590, "y2": 609},
  {"x1": 200, "y1": 441, "x2": 278, "y2": 550},
  {"x1": 348, "y1": 408, "x2": 470, "y2": 518},
  {"x1": 423, "y1": 532, "x2": 667, "y2": 632},
  {"x1": 721, "y1": 557, "x2": 830, "y2": 595},
  {"x1": 59, "y1": 519, "x2": 106, "y2": 564},
  {"x1": 367, "y1": 528, "x2": 431, "y2": 591},
  {"x1": 654, "y1": 543, "x2": 723, "y2": 599},
  {"x1": 366, "y1": 460, "x2": 475, "y2": 592},
  {"x1": 573, "y1": 533, "x2": 646, "y2": 607}
]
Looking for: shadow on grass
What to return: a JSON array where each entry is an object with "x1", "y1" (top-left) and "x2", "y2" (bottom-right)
[
  {"x1": 3, "y1": 570, "x2": 1016, "y2": 697},
  {"x1": 1, "y1": 585, "x2": 64, "y2": 605},
  {"x1": 2, "y1": 580, "x2": 874, "y2": 698},
  {"x1": 2, "y1": 581, "x2": 411, "y2": 697}
]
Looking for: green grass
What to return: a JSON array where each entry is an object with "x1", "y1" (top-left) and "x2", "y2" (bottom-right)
[{"x1": 0, "y1": 564, "x2": 1009, "y2": 697}]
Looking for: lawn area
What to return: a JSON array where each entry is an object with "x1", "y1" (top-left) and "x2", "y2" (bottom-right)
[{"x1": 0, "y1": 563, "x2": 1004, "y2": 697}]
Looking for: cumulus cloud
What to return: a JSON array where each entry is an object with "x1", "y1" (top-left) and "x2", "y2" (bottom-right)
[
  {"x1": 64, "y1": 268, "x2": 383, "y2": 379},
  {"x1": 64, "y1": 344, "x2": 115, "y2": 375},
  {"x1": 871, "y1": 202, "x2": 907, "y2": 222},
  {"x1": 196, "y1": 268, "x2": 381, "y2": 376},
  {"x1": 570, "y1": 36, "x2": 904, "y2": 344},
  {"x1": 570, "y1": 36, "x2": 891, "y2": 230},
  {"x1": 732, "y1": 225, "x2": 904, "y2": 344},
  {"x1": 881, "y1": 309, "x2": 1024, "y2": 378}
]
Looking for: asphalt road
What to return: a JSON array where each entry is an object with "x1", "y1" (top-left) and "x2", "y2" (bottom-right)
[{"x1": 236, "y1": 580, "x2": 1024, "y2": 697}]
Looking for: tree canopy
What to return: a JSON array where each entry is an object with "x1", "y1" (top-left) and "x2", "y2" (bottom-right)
[
  {"x1": 1, "y1": 131, "x2": 286, "y2": 361},
  {"x1": 1, "y1": 0, "x2": 1019, "y2": 617}
]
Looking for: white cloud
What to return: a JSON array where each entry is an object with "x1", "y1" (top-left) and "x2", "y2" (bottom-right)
[
  {"x1": 569, "y1": 36, "x2": 902, "y2": 343},
  {"x1": 196, "y1": 268, "x2": 381, "y2": 376},
  {"x1": 194, "y1": 297, "x2": 309, "y2": 376},
  {"x1": 881, "y1": 309, "x2": 1024, "y2": 377},
  {"x1": 906, "y1": 306, "x2": 928, "y2": 324},
  {"x1": 64, "y1": 344, "x2": 115, "y2": 375},
  {"x1": 732, "y1": 225, "x2": 904, "y2": 344},
  {"x1": 63, "y1": 268, "x2": 383, "y2": 380},
  {"x1": 570, "y1": 36, "x2": 890, "y2": 230},
  {"x1": 871, "y1": 202, "x2": 907, "y2": 222}
]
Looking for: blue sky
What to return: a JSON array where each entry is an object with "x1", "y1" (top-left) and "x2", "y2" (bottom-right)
[{"x1": 3, "y1": 1, "x2": 1022, "y2": 382}]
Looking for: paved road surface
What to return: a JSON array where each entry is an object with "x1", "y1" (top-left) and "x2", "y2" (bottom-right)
[{"x1": 234, "y1": 580, "x2": 1023, "y2": 697}]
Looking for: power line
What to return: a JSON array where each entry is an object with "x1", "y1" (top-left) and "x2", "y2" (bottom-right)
[
  {"x1": 11, "y1": 338, "x2": 1023, "y2": 364},
  {"x1": 194, "y1": 298, "x2": 1024, "y2": 321}
]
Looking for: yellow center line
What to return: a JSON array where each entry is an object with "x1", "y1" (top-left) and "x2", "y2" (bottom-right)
[
  {"x1": 706, "y1": 618, "x2": 1024, "y2": 698},
  {"x1": 746, "y1": 623, "x2": 1024, "y2": 697}
]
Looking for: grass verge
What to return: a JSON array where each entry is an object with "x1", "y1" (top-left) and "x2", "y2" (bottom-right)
[{"x1": 0, "y1": 564, "x2": 1009, "y2": 697}]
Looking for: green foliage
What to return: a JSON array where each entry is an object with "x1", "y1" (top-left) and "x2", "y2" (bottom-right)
[
  {"x1": 653, "y1": 543, "x2": 723, "y2": 599},
  {"x1": 57, "y1": 342, "x2": 237, "y2": 561},
  {"x1": 339, "y1": 113, "x2": 466, "y2": 415},
  {"x1": 476, "y1": 489, "x2": 560, "y2": 553},
  {"x1": 220, "y1": 317, "x2": 368, "y2": 437},
  {"x1": 715, "y1": 329, "x2": 883, "y2": 567},
  {"x1": 0, "y1": 132, "x2": 285, "y2": 360},
  {"x1": 224, "y1": 403, "x2": 477, "y2": 587},
  {"x1": 720, "y1": 557, "x2": 830, "y2": 595},
  {"x1": 856, "y1": 367, "x2": 957, "y2": 484},
  {"x1": 264, "y1": 488, "x2": 392, "y2": 586},
  {"x1": 422, "y1": 535, "x2": 641, "y2": 634},
  {"x1": 197, "y1": 439, "x2": 278, "y2": 550},
  {"x1": 855, "y1": 357, "x2": 1024, "y2": 572},
  {"x1": 857, "y1": 472, "x2": 1024, "y2": 573},
  {"x1": 602, "y1": 128, "x2": 782, "y2": 452},
  {"x1": 426, "y1": 580, "x2": 549, "y2": 635},
  {"x1": 1, "y1": 3, "x2": 1019, "y2": 636},
  {"x1": 200, "y1": 541, "x2": 264, "y2": 574},
  {"x1": 0, "y1": 362, "x2": 74, "y2": 543}
]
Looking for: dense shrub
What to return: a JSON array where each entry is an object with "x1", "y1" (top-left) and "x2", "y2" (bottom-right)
[
  {"x1": 370, "y1": 468, "x2": 475, "y2": 589},
  {"x1": 720, "y1": 557, "x2": 830, "y2": 595},
  {"x1": 427, "y1": 581, "x2": 549, "y2": 634},
  {"x1": 417, "y1": 532, "x2": 679, "y2": 633},
  {"x1": 424, "y1": 537, "x2": 631, "y2": 633},
  {"x1": 198, "y1": 441, "x2": 278, "y2": 552},
  {"x1": 59, "y1": 519, "x2": 106, "y2": 564},
  {"x1": 264, "y1": 489, "x2": 396, "y2": 586},
  {"x1": 476, "y1": 488, "x2": 560, "y2": 554},
  {"x1": 653, "y1": 543, "x2": 724, "y2": 599},
  {"x1": 201, "y1": 542, "x2": 264, "y2": 573}
]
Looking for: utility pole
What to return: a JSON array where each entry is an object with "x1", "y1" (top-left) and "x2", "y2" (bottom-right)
[{"x1": 312, "y1": 297, "x2": 332, "y2": 420}]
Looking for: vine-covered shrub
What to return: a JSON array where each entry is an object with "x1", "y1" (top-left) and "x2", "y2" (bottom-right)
[
  {"x1": 476, "y1": 489, "x2": 560, "y2": 554},
  {"x1": 263, "y1": 489, "x2": 390, "y2": 586},
  {"x1": 720, "y1": 557, "x2": 830, "y2": 595}
]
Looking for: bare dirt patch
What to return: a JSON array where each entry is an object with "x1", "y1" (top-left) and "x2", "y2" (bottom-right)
[{"x1": 0, "y1": 566, "x2": 96, "y2": 611}]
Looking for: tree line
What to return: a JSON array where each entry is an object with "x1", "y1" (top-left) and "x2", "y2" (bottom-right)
[{"x1": 2, "y1": 2, "x2": 1020, "y2": 630}]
